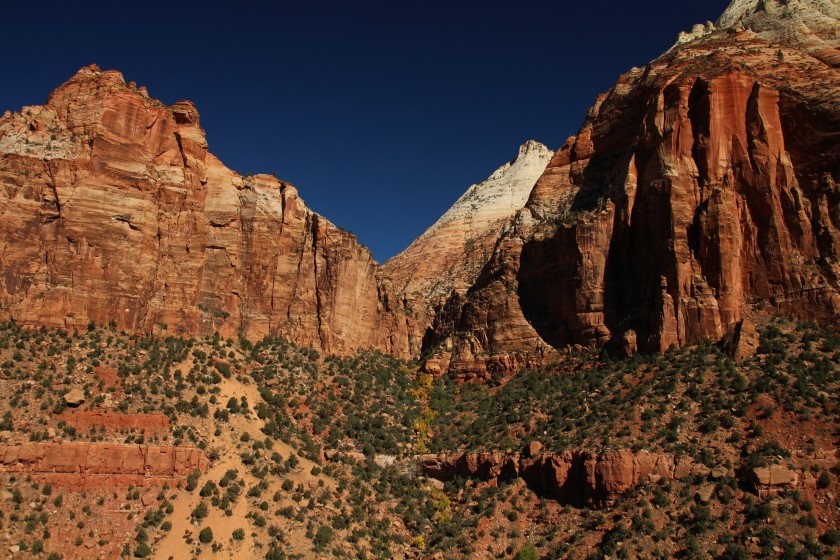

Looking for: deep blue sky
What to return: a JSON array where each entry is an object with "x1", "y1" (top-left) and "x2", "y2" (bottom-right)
[{"x1": 2, "y1": 1, "x2": 731, "y2": 261}]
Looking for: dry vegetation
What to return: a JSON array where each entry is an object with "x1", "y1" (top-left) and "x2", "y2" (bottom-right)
[{"x1": 0, "y1": 313, "x2": 836, "y2": 559}]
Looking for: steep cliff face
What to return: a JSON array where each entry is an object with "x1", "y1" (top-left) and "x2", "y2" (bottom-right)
[
  {"x1": 383, "y1": 141, "x2": 552, "y2": 355},
  {"x1": 0, "y1": 65, "x2": 408, "y2": 357},
  {"x1": 422, "y1": 1, "x2": 840, "y2": 378}
]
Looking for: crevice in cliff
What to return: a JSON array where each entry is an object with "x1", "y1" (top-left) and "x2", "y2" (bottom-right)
[
  {"x1": 43, "y1": 163, "x2": 62, "y2": 224},
  {"x1": 311, "y1": 215, "x2": 326, "y2": 351},
  {"x1": 742, "y1": 83, "x2": 782, "y2": 293},
  {"x1": 266, "y1": 188, "x2": 286, "y2": 334},
  {"x1": 287, "y1": 213, "x2": 311, "y2": 325},
  {"x1": 746, "y1": 83, "x2": 770, "y2": 176},
  {"x1": 237, "y1": 190, "x2": 256, "y2": 336},
  {"x1": 173, "y1": 131, "x2": 189, "y2": 169},
  {"x1": 686, "y1": 197, "x2": 711, "y2": 280},
  {"x1": 112, "y1": 214, "x2": 140, "y2": 231},
  {"x1": 688, "y1": 79, "x2": 711, "y2": 194}
]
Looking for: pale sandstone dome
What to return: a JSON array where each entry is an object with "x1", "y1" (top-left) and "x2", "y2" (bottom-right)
[
  {"x1": 429, "y1": 140, "x2": 554, "y2": 234},
  {"x1": 383, "y1": 140, "x2": 552, "y2": 354},
  {"x1": 718, "y1": 0, "x2": 840, "y2": 42},
  {"x1": 385, "y1": 139, "x2": 552, "y2": 296}
]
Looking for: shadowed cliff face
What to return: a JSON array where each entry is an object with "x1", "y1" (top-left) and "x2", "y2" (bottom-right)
[
  {"x1": 422, "y1": 22, "x2": 840, "y2": 378},
  {"x1": 0, "y1": 65, "x2": 409, "y2": 357}
]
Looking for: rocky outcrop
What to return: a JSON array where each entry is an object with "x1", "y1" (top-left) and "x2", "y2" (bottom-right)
[
  {"x1": 722, "y1": 318, "x2": 760, "y2": 361},
  {"x1": 743, "y1": 464, "x2": 801, "y2": 497},
  {"x1": 0, "y1": 442, "x2": 207, "y2": 488},
  {"x1": 383, "y1": 141, "x2": 552, "y2": 355},
  {"x1": 0, "y1": 65, "x2": 408, "y2": 357},
  {"x1": 63, "y1": 388, "x2": 86, "y2": 407},
  {"x1": 417, "y1": 449, "x2": 710, "y2": 508},
  {"x1": 419, "y1": 0, "x2": 840, "y2": 378}
]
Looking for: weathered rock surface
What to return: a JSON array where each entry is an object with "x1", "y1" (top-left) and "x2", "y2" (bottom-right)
[
  {"x1": 417, "y1": 449, "x2": 710, "y2": 507},
  {"x1": 0, "y1": 442, "x2": 207, "y2": 488},
  {"x1": 418, "y1": 0, "x2": 840, "y2": 377},
  {"x1": 383, "y1": 141, "x2": 552, "y2": 355},
  {"x1": 63, "y1": 388, "x2": 86, "y2": 407},
  {"x1": 0, "y1": 65, "x2": 408, "y2": 357},
  {"x1": 718, "y1": 0, "x2": 840, "y2": 65},
  {"x1": 744, "y1": 464, "x2": 801, "y2": 496},
  {"x1": 722, "y1": 318, "x2": 761, "y2": 361}
]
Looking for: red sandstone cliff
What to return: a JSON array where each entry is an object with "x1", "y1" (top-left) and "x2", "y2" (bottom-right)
[
  {"x1": 419, "y1": 1, "x2": 840, "y2": 378},
  {"x1": 0, "y1": 65, "x2": 408, "y2": 357}
]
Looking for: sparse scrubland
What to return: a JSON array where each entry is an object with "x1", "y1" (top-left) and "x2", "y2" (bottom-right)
[{"x1": 0, "y1": 313, "x2": 837, "y2": 559}]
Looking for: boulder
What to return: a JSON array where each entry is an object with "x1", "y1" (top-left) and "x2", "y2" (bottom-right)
[
  {"x1": 745, "y1": 464, "x2": 800, "y2": 496},
  {"x1": 63, "y1": 389, "x2": 85, "y2": 407}
]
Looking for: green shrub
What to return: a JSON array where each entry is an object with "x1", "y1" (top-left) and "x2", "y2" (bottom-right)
[
  {"x1": 718, "y1": 544, "x2": 750, "y2": 560},
  {"x1": 133, "y1": 541, "x2": 151, "y2": 558},
  {"x1": 198, "y1": 527, "x2": 213, "y2": 544},
  {"x1": 185, "y1": 469, "x2": 201, "y2": 492},
  {"x1": 514, "y1": 543, "x2": 539, "y2": 560},
  {"x1": 313, "y1": 526, "x2": 333, "y2": 548},
  {"x1": 817, "y1": 471, "x2": 831, "y2": 489},
  {"x1": 821, "y1": 529, "x2": 840, "y2": 546},
  {"x1": 798, "y1": 513, "x2": 818, "y2": 527}
]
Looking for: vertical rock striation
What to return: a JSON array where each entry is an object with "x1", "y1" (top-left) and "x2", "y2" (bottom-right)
[{"x1": 416, "y1": 0, "x2": 840, "y2": 378}]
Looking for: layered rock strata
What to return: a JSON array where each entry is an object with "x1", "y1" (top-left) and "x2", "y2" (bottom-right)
[
  {"x1": 59, "y1": 410, "x2": 170, "y2": 434},
  {"x1": 0, "y1": 442, "x2": 207, "y2": 488},
  {"x1": 0, "y1": 65, "x2": 408, "y2": 357}
]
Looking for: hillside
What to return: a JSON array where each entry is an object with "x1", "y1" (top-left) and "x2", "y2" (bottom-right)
[{"x1": 0, "y1": 312, "x2": 837, "y2": 558}]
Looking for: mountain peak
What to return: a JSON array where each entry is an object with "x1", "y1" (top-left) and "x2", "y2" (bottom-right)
[
  {"x1": 517, "y1": 139, "x2": 552, "y2": 159},
  {"x1": 441, "y1": 141, "x2": 553, "y2": 227},
  {"x1": 383, "y1": 140, "x2": 553, "y2": 313}
]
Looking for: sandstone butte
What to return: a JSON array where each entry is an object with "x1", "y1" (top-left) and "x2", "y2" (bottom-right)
[
  {"x1": 0, "y1": 65, "x2": 408, "y2": 358},
  {"x1": 411, "y1": 0, "x2": 840, "y2": 379},
  {"x1": 1, "y1": 0, "x2": 839, "y2": 376}
]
